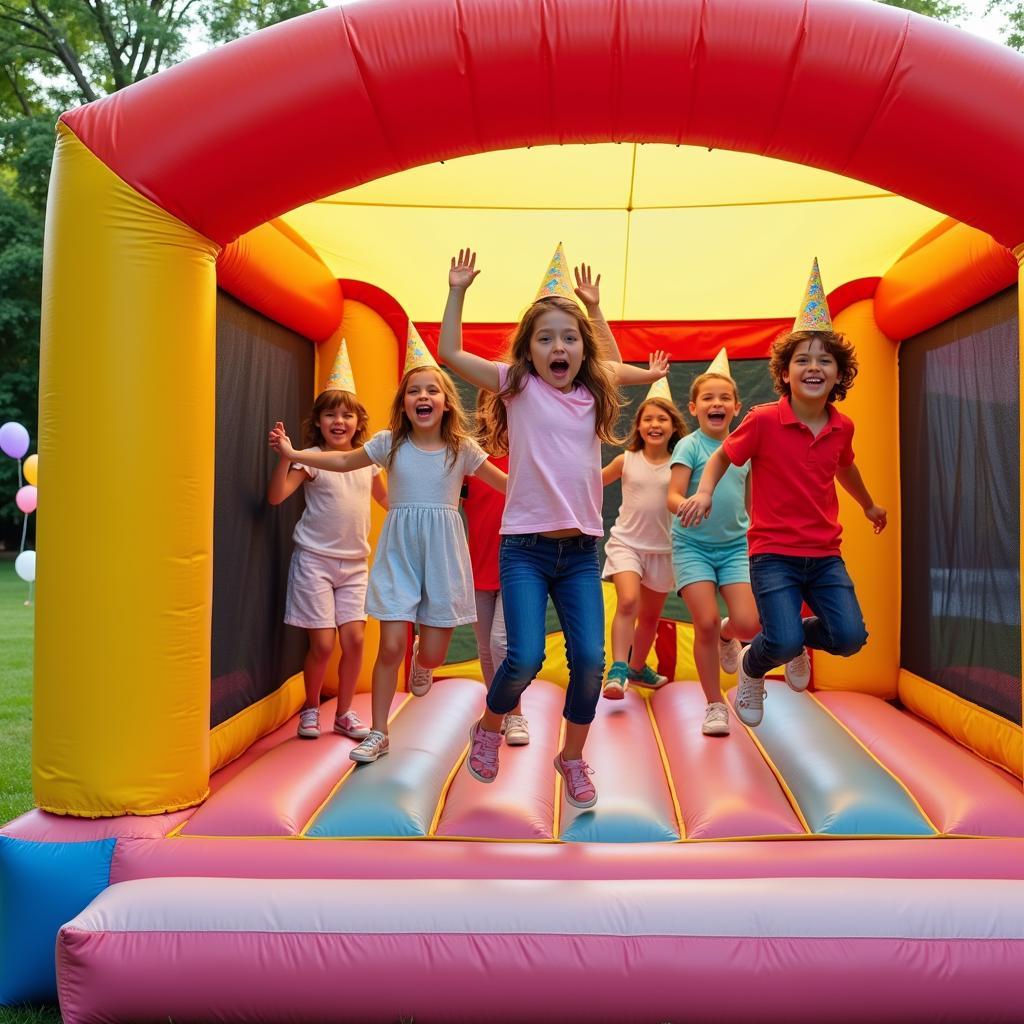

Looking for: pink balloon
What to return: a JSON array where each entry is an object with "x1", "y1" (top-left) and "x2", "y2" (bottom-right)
[{"x1": 15, "y1": 485, "x2": 37, "y2": 514}]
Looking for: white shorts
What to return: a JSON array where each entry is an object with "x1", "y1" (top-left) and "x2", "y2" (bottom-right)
[
  {"x1": 601, "y1": 536, "x2": 675, "y2": 594},
  {"x1": 284, "y1": 548, "x2": 369, "y2": 629}
]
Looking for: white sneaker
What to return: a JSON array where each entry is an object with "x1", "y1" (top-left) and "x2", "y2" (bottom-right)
[
  {"x1": 502, "y1": 713, "x2": 530, "y2": 746},
  {"x1": 349, "y1": 729, "x2": 389, "y2": 763},
  {"x1": 297, "y1": 707, "x2": 320, "y2": 739},
  {"x1": 333, "y1": 709, "x2": 370, "y2": 740},
  {"x1": 409, "y1": 637, "x2": 434, "y2": 697},
  {"x1": 734, "y1": 646, "x2": 766, "y2": 727},
  {"x1": 702, "y1": 702, "x2": 731, "y2": 736},
  {"x1": 785, "y1": 647, "x2": 811, "y2": 692},
  {"x1": 718, "y1": 617, "x2": 742, "y2": 675}
]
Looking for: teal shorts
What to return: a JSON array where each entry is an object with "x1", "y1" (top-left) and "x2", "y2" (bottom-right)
[{"x1": 671, "y1": 533, "x2": 751, "y2": 592}]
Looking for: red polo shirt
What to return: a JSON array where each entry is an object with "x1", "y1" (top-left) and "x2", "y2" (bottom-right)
[
  {"x1": 723, "y1": 397, "x2": 855, "y2": 557},
  {"x1": 464, "y1": 454, "x2": 508, "y2": 590}
]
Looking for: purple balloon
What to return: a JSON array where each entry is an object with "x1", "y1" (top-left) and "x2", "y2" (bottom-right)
[
  {"x1": 0, "y1": 422, "x2": 29, "y2": 460},
  {"x1": 15, "y1": 485, "x2": 37, "y2": 514}
]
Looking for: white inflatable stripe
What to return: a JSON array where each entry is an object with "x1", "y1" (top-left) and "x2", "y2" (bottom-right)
[{"x1": 66, "y1": 877, "x2": 1024, "y2": 940}]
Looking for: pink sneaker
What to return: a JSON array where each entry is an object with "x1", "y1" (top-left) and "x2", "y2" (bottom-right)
[
  {"x1": 466, "y1": 723, "x2": 502, "y2": 783},
  {"x1": 333, "y1": 709, "x2": 370, "y2": 740},
  {"x1": 554, "y1": 754, "x2": 597, "y2": 809}
]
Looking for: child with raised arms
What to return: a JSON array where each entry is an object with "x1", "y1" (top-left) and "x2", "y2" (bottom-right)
[
  {"x1": 666, "y1": 352, "x2": 759, "y2": 736},
  {"x1": 679, "y1": 261, "x2": 886, "y2": 727},
  {"x1": 600, "y1": 382, "x2": 686, "y2": 699},
  {"x1": 267, "y1": 342, "x2": 388, "y2": 740},
  {"x1": 439, "y1": 245, "x2": 667, "y2": 808},
  {"x1": 270, "y1": 329, "x2": 507, "y2": 762}
]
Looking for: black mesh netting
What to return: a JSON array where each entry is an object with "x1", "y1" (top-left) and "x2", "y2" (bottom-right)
[
  {"x1": 211, "y1": 293, "x2": 313, "y2": 727},
  {"x1": 899, "y1": 287, "x2": 1021, "y2": 725}
]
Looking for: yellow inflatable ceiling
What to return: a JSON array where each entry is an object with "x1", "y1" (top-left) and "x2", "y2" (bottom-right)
[{"x1": 282, "y1": 143, "x2": 945, "y2": 322}]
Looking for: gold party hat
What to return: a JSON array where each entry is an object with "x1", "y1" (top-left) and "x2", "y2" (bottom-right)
[
  {"x1": 793, "y1": 258, "x2": 833, "y2": 331},
  {"x1": 404, "y1": 320, "x2": 440, "y2": 373},
  {"x1": 324, "y1": 338, "x2": 357, "y2": 394},
  {"x1": 535, "y1": 242, "x2": 578, "y2": 303},
  {"x1": 646, "y1": 377, "x2": 673, "y2": 402},
  {"x1": 706, "y1": 347, "x2": 731, "y2": 377}
]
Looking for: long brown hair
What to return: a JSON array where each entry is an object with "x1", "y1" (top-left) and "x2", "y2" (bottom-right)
[
  {"x1": 769, "y1": 330, "x2": 858, "y2": 403},
  {"x1": 484, "y1": 296, "x2": 623, "y2": 453},
  {"x1": 474, "y1": 388, "x2": 506, "y2": 456},
  {"x1": 302, "y1": 390, "x2": 369, "y2": 449},
  {"x1": 385, "y1": 366, "x2": 472, "y2": 471},
  {"x1": 625, "y1": 397, "x2": 687, "y2": 453}
]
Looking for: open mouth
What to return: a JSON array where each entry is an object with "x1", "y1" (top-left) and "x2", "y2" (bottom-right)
[
  {"x1": 707, "y1": 411, "x2": 726, "y2": 426},
  {"x1": 645, "y1": 429, "x2": 664, "y2": 439},
  {"x1": 415, "y1": 403, "x2": 434, "y2": 419},
  {"x1": 801, "y1": 377, "x2": 824, "y2": 388},
  {"x1": 549, "y1": 359, "x2": 570, "y2": 375}
]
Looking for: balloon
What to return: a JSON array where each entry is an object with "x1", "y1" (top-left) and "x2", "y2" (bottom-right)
[
  {"x1": 15, "y1": 485, "x2": 37, "y2": 514},
  {"x1": 0, "y1": 422, "x2": 29, "y2": 460},
  {"x1": 23, "y1": 454, "x2": 37, "y2": 486},
  {"x1": 14, "y1": 550, "x2": 35, "y2": 582}
]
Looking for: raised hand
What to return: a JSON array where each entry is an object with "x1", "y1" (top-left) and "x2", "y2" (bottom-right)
[
  {"x1": 268, "y1": 421, "x2": 295, "y2": 459},
  {"x1": 865, "y1": 504, "x2": 887, "y2": 534},
  {"x1": 449, "y1": 248, "x2": 480, "y2": 290},
  {"x1": 677, "y1": 492, "x2": 712, "y2": 527},
  {"x1": 573, "y1": 264, "x2": 602, "y2": 308},
  {"x1": 648, "y1": 350, "x2": 670, "y2": 379}
]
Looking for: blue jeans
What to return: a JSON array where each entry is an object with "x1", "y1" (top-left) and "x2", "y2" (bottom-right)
[
  {"x1": 487, "y1": 534, "x2": 605, "y2": 725},
  {"x1": 745, "y1": 554, "x2": 868, "y2": 679}
]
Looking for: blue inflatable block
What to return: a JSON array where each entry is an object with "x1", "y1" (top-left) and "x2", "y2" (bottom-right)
[
  {"x1": 752, "y1": 685, "x2": 935, "y2": 836},
  {"x1": 0, "y1": 835, "x2": 115, "y2": 1005}
]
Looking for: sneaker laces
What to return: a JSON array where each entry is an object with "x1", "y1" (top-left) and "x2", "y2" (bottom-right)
[
  {"x1": 337, "y1": 710, "x2": 363, "y2": 728},
  {"x1": 737, "y1": 674, "x2": 766, "y2": 711},
  {"x1": 561, "y1": 756, "x2": 595, "y2": 794},
  {"x1": 789, "y1": 649, "x2": 810, "y2": 674},
  {"x1": 299, "y1": 708, "x2": 318, "y2": 725},
  {"x1": 470, "y1": 727, "x2": 501, "y2": 774},
  {"x1": 359, "y1": 729, "x2": 386, "y2": 752},
  {"x1": 706, "y1": 703, "x2": 729, "y2": 724},
  {"x1": 505, "y1": 713, "x2": 527, "y2": 733}
]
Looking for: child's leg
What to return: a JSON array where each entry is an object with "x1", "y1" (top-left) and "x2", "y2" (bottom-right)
[
  {"x1": 609, "y1": 571, "x2": 641, "y2": 665},
  {"x1": 719, "y1": 583, "x2": 760, "y2": 643},
  {"x1": 745, "y1": 555, "x2": 806, "y2": 678},
  {"x1": 490, "y1": 593, "x2": 523, "y2": 718},
  {"x1": 627, "y1": 585, "x2": 669, "y2": 675},
  {"x1": 549, "y1": 539, "x2": 605, "y2": 759},
  {"x1": 370, "y1": 621, "x2": 409, "y2": 733},
  {"x1": 680, "y1": 582, "x2": 725, "y2": 705},
  {"x1": 473, "y1": 589, "x2": 499, "y2": 686},
  {"x1": 483, "y1": 538, "x2": 550, "y2": 732},
  {"x1": 335, "y1": 619, "x2": 365, "y2": 715},
  {"x1": 414, "y1": 624, "x2": 455, "y2": 669},
  {"x1": 302, "y1": 628, "x2": 336, "y2": 709},
  {"x1": 801, "y1": 556, "x2": 868, "y2": 657}
]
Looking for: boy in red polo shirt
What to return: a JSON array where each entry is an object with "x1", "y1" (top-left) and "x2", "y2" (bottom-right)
[{"x1": 679, "y1": 260, "x2": 886, "y2": 726}]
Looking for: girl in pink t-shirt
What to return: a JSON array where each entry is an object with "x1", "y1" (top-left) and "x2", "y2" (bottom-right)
[{"x1": 439, "y1": 248, "x2": 667, "y2": 808}]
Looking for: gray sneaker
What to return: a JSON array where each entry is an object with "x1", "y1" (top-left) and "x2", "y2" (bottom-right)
[
  {"x1": 734, "y1": 646, "x2": 766, "y2": 727},
  {"x1": 349, "y1": 729, "x2": 389, "y2": 763},
  {"x1": 702, "y1": 701, "x2": 731, "y2": 736},
  {"x1": 409, "y1": 637, "x2": 434, "y2": 697},
  {"x1": 784, "y1": 647, "x2": 811, "y2": 692},
  {"x1": 718, "y1": 617, "x2": 742, "y2": 675},
  {"x1": 297, "y1": 707, "x2": 320, "y2": 739}
]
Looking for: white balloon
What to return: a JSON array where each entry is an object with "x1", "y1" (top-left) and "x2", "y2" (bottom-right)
[{"x1": 14, "y1": 550, "x2": 35, "y2": 583}]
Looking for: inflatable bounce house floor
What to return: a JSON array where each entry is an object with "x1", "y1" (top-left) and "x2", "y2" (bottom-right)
[{"x1": 5, "y1": 676, "x2": 1024, "y2": 1022}]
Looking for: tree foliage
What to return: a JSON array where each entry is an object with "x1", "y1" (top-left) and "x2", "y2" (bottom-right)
[{"x1": 876, "y1": 0, "x2": 967, "y2": 19}]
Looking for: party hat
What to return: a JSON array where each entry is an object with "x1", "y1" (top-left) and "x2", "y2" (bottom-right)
[
  {"x1": 793, "y1": 258, "x2": 832, "y2": 331},
  {"x1": 646, "y1": 377, "x2": 673, "y2": 402},
  {"x1": 324, "y1": 338, "x2": 357, "y2": 394},
  {"x1": 404, "y1": 320, "x2": 440, "y2": 373},
  {"x1": 706, "y1": 347, "x2": 731, "y2": 378},
  {"x1": 535, "y1": 242, "x2": 578, "y2": 303}
]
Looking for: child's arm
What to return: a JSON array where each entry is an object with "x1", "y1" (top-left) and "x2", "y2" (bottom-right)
[
  {"x1": 836, "y1": 462, "x2": 887, "y2": 534},
  {"x1": 438, "y1": 249, "x2": 501, "y2": 391},
  {"x1": 266, "y1": 450, "x2": 308, "y2": 505},
  {"x1": 372, "y1": 473, "x2": 389, "y2": 511},
  {"x1": 602, "y1": 453, "x2": 625, "y2": 486},
  {"x1": 678, "y1": 447, "x2": 731, "y2": 526},
  {"x1": 745, "y1": 472, "x2": 752, "y2": 517},
  {"x1": 612, "y1": 350, "x2": 670, "y2": 386},
  {"x1": 269, "y1": 422, "x2": 373, "y2": 473},
  {"x1": 473, "y1": 460, "x2": 508, "y2": 495},
  {"x1": 667, "y1": 464, "x2": 692, "y2": 517}
]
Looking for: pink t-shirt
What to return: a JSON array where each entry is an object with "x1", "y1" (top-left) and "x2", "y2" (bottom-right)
[{"x1": 496, "y1": 362, "x2": 603, "y2": 536}]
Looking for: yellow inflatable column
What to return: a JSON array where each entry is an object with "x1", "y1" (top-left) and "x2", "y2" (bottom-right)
[
  {"x1": 813, "y1": 299, "x2": 900, "y2": 697},
  {"x1": 34, "y1": 125, "x2": 219, "y2": 815}
]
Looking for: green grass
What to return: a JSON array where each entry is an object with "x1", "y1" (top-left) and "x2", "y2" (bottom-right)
[{"x1": 0, "y1": 558, "x2": 58, "y2": 1023}]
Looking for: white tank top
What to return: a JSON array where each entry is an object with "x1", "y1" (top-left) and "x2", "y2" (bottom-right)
[{"x1": 608, "y1": 449, "x2": 672, "y2": 553}]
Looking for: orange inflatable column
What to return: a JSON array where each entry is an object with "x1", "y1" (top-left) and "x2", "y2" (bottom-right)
[{"x1": 813, "y1": 299, "x2": 900, "y2": 698}]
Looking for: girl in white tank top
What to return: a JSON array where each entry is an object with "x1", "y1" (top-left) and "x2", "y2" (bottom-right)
[{"x1": 601, "y1": 396, "x2": 687, "y2": 698}]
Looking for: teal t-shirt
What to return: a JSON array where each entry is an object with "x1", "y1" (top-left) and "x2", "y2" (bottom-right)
[{"x1": 670, "y1": 430, "x2": 750, "y2": 545}]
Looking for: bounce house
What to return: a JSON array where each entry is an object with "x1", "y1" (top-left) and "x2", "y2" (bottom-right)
[{"x1": 3, "y1": 0, "x2": 1024, "y2": 1019}]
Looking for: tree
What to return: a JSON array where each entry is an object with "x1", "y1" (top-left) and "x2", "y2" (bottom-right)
[
  {"x1": 986, "y1": 0, "x2": 1024, "y2": 50},
  {"x1": 876, "y1": 0, "x2": 966, "y2": 20}
]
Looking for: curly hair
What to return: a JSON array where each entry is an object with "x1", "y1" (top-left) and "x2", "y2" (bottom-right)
[
  {"x1": 303, "y1": 389, "x2": 369, "y2": 449},
  {"x1": 385, "y1": 366, "x2": 472, "y2": 471},
  {"x1": 769, "y1": 330, "x2": 858, "y2": 403},
  {"x1": 624, "y1": 397, "x2": 687, "y2": 453},
  {"x1": 482, "y1": 296, "x2": 624, "y2": 454}
]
